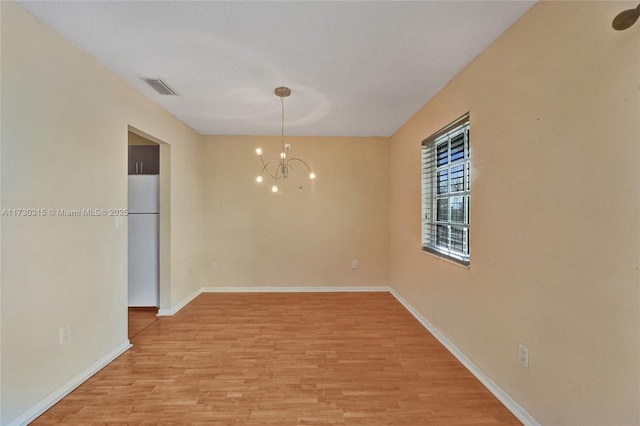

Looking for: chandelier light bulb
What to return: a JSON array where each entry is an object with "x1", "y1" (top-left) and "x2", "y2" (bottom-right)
[
  {"x1": 309, "y1": 172, "x2": 316, "y2": 180},
  {"x1": 271, "y1": 184, "x2": 278, "y2": 193},
  {"x1": 256, "y1": 148, "x2": 262, "y2": 156},
  {"x1": 280, "y1": 152, "x2": 286, "y2": 160},
  {"x1": 256, "y1": 175, "x2": 263, "y2": 183}
]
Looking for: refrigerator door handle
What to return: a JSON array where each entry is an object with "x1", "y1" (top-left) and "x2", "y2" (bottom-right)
[
  {"x1": 135, "y1": 162, "x2": 139, "y2": 174},
  {"x1": 141, "y1": 162, "x2": 143, "y2": 174}
]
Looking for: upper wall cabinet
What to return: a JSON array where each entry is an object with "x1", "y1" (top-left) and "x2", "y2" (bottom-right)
[{"x1": 128, "y1": 145, "x2": 159, "y2": 175}]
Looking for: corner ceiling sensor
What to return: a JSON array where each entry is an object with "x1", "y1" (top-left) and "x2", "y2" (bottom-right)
[
  {"x1": 142, "y1": 78, "x2": 178, "y2": 96},
  {"x1": 255, "y1": 87, "x2": 316, "y2": 193},
  {"x1": 612, "y1": 3, "x2": 640, "y2": 30}
]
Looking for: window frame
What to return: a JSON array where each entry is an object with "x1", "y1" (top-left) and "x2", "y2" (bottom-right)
[{"x1": 421, "y1": 114, "x2": 470, "y2": 266}]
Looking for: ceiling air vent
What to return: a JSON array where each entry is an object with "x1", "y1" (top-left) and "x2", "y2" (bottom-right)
[{"x1": 142, "y1": 78, "x2": 178, "y2": 96}]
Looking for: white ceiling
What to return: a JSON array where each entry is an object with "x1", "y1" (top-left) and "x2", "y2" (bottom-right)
[{"x1": 18, "y1": 1, "x2": 535, "y2": 137}]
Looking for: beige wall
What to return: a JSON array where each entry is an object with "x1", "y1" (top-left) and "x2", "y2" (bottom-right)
[
  {"x1": 200, "y1": 136, "x2": 389, "y2": 288},
  {"x1": 0, "y1": 3, "x2": 203, "y2": 423},
  {"x1": 389, "y1": 1, "x2": 640, "y2": 425}
]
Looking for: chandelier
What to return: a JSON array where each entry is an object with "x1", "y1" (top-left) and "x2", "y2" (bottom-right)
[{"x1": 255, "y1": 87, "x2": 316, "y2": 193}]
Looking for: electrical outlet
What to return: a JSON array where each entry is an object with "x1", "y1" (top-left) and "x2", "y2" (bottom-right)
[
  {"x1": 59, "y1": 326, "x2": 71, "y2": 345},
  {"x1": 518, "y1": 344, "x2": 529, "y2": 368},
  {"x1": 212, "y1": 262, "x2": 217, "y2": 271},
  {"x1": 352, "y1": 259, "x2": 358, "y2": 269}
]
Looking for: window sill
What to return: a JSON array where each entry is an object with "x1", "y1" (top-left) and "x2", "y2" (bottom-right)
[{"x1": 420, "y1": 248, "x2": 470, "y2": 269}]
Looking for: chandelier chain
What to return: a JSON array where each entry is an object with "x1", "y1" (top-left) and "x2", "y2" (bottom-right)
[{"x1": 281, "y1": 96, "x2": 285, "y2": 153}]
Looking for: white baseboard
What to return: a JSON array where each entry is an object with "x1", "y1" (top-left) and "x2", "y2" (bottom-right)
[
  {"x1": 388, "y1": 288, "x2": 540, "y2": 426},
  {"x1": 156, "y1": 286, "x2": 390, "y2": 317},
  {"x1": 201, "y1": 285, "x2": 391, "y2": 293},
  {"x1": 7, "y1": 340, "x2": 132, "y2": 426},
  {"x1": 157, "y1": 287, "x2": 203, "y2": 316}
]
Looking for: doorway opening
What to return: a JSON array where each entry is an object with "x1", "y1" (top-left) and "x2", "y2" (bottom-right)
[{"x1": 127, "y1": 128, "x2": 171, "y2": 339}]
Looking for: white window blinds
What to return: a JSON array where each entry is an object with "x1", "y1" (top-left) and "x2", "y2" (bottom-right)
[{"x1": 421, "y1": 115, "x2": 470, "y2": 265}]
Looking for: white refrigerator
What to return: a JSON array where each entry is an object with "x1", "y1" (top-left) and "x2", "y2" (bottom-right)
[{"x1": 128, "y1": 175, "x2": 159, "y2": 307}]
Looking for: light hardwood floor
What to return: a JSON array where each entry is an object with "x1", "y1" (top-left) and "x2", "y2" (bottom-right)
[
  {"x1": 34, "y1": 292, "x2": 520, "y2": 425},
  {"x1": 128, "y1": 307, "x2": 159, "y2": 339}
]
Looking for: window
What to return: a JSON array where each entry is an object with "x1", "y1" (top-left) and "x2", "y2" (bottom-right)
[{"x1": 421, "y1": 115, "x2": 470, "y2": 265}]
